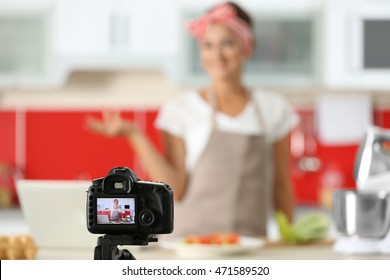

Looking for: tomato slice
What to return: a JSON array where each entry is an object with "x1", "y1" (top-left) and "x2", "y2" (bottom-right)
[{"x1": 184, "y1": 233, "x2": 240, "y2": 245}]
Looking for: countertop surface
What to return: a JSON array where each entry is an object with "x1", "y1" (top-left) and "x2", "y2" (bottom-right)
[
  {"x1": 2, "y1": 208, "x2": 390, "y2": 260},
  {"x1": 128, "y1": 241, "x2": 390, "y2": 260},
  {"x1": 37, "y1": 241, "x2": 390, "y2": 260}
]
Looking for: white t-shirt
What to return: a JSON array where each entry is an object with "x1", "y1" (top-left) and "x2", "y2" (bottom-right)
[{"x1": 155, "y1": 89, "x2": 300, "y2": 172}]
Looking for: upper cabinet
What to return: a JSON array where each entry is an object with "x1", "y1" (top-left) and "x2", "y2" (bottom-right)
[
  {"x1": 54, "y1": 0, "x2": 111, "y2": 57},
  {"x1": 323, "y1": 0, "x2": 390, "y2": 90},
  {"x1": 1, "y1": 0, "x2": 390, "y2": 90},
  {"x1": 54, "y1": 0, "x2": 178, "y2": 70},
  {"x1": 0, "y1": 0, "x2": 179, "y2": 88},
  {"x1": 175, "y1": 0, "x2": 323, "y2": 87},
  {"x1": 0, "y1": 0, "x2": 55, "y2": 88}
]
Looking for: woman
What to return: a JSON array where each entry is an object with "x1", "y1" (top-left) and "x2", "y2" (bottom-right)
[
  {"x1": 110, "y1": 199, "x2": 120, "y2": 221},
  {"x1": 87, "y1": 2, "x2": 299, "y2": 237}
]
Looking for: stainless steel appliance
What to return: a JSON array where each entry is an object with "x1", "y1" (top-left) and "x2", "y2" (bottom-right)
[{"x1": 333, "y1": 126, "x2": 390, "y2": 255}]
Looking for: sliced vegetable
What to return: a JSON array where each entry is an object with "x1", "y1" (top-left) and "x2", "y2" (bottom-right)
[
  {"x1": 275, "y1": 211, "x2": 329, "y2": 244},
  {"x1": 184, "y1": 233, "x2": 240, "y2": 245}
]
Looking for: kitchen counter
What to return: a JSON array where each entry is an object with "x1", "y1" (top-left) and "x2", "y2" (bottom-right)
[
  {"x1": 35, "y1": 241, "x2": 390, "y2": 260},
  {"x1": 2, "y1": 208, "x2": 389, "y2": 260},
  {"x1": 128, "y1": 242, "x2": 390, "y2": 260}
]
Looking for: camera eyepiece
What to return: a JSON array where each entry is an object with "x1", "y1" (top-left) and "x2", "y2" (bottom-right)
[{"x1": 102, "y1": 174, "x2": 131, "y2": 194}]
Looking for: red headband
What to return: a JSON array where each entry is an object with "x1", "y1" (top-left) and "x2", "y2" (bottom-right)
[{"x1": 186, "y1": 3, "x2": 254, "y2": 57}]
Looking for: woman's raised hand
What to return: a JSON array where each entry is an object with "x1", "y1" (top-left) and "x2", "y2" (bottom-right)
[{"x1": 86, "y1": 110, "x2": 139, "y2": 137}]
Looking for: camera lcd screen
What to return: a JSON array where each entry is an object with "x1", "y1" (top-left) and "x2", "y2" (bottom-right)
[{"x1": 96, "y1": 198, "x2": 135, "y2": 225}]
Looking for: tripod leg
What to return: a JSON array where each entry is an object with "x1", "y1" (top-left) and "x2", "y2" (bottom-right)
[
  {"x1": 112, "y1": 248, "x2": 136, "y2": 260},
  {"x1": 119, "y1": 249, "x2": 136, "y2": 260}
]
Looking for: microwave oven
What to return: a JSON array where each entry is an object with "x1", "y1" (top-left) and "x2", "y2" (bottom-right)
[{"x1": 324, "y1": 1, "x2": 390, "y2": 90}]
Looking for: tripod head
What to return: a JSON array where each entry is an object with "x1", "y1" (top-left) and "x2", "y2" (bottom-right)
[{"x1": 94, "y1": 234, "x2": 157, "y2": 260}]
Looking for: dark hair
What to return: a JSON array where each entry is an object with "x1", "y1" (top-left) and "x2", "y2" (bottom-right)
[
  {"x1": 226, "y1": 2, "x2": 253, "y2": 29},
  {"x1": 209, "y1": 2, "x2": 253, "y2": 29}
]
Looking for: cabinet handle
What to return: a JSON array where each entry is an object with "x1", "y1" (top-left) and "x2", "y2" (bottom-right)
[{"x1": 110, "y1": 13, "x2": 129, "y2": 50}]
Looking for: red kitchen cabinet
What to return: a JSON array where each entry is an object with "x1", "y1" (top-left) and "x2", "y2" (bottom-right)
[{"x1": 98, "y1": 210, "x2": 110, "y2": 216}]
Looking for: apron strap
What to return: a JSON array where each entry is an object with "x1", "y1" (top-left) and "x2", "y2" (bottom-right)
[{"x1": 207, "y1": 87, "x2": 218, "y2": 128}]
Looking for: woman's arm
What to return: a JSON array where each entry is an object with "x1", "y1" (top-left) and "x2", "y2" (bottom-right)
[
  {"x1": 86, "y1": 111, "x2": 187, "y2": 200},
  {"x1": 273, "y1": 134, "x2": 295, "y2": 222},
  {"x1": 128, "y1": 129, "x2": 187, "y2": 201}
]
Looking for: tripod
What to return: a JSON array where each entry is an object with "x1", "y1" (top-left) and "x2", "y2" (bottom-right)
[{"x1": 94, "y1": 234, "x2": 157, "y2": 260}]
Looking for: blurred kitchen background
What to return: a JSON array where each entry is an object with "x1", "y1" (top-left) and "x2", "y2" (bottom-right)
[{"x1": 1, "y1": 0, "x2": 390, "y2": 212}]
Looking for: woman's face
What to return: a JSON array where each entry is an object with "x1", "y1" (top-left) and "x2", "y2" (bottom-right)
[{"x1": 200, "y1": 23, "x2": 246, "y2": 81}]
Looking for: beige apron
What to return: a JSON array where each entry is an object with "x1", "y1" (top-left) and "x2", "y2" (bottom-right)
[{"x1": 173, "y1": 90, "x2": 268, "y2": 237}]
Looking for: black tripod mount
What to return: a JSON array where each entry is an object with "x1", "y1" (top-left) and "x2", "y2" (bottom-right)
[{"x1": 94, "y1": 234, "x2": 157, "y2": 260}]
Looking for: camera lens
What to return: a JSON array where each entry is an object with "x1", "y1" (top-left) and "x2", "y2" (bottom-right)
[{"x1": 139, "y1": 210, "x2": 155, "y2": 226}]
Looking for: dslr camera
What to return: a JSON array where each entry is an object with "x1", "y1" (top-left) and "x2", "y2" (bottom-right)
[{"x1": 87, "y1": 167, "x2": 174, "y2": 235}]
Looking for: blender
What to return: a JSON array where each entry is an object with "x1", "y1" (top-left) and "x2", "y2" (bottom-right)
[{"x1": 333, "y1": 126, "x2": 390, "y2": 255}]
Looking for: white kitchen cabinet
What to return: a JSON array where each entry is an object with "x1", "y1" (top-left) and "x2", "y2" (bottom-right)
[
  {"x1": 54, "y1": 0, "x2": 111, "y2": 56},
  {"x1": 323, "y1": 0, "x2": 390, "y2": 90},
  {"x1": 0, "y1": 0, "x2": 56, "y2": 88},
  {"x1": 126, "y1": 0, "x2": 179, "y2": 57},
  {"x1": 175, "y1": 1, "x2": 323, "y2": 87},
  {"x1": 0, "y1": 0, "x2": 181, "y2": 88},
  {"x1": 54, "y1": 0, "x2": 178, "y2": 61},
  {"x1": 52, "y1": 0, "x2": 179, "y2": 84}
]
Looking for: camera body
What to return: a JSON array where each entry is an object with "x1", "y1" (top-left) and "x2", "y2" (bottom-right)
[{"x1": 87, "y1": 167, "x2": 174, "y2": 235}]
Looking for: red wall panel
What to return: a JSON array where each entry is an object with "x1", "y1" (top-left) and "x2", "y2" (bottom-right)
[
  {"x1": 374, "y1": 109, "x2": 390, "y2": 128},
  {"x1": 0, "y1": 111, "x2": 16, "y2": 166},
  {"x1": 0, "y1": 110, "x2": 18, "y2": 204},
  {"x1": 25, "y1": 110, "x2": 140, "y2": 180},
  {"x1": 290, "y1": 109, "x2": 360, "y2": 205},
  {"x1": 291, "y1": 144, "x2": 358, "y2": 205}
]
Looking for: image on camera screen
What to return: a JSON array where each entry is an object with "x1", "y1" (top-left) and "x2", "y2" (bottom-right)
[{"x1": 96, "y1": 198, "x2": 135, "y2": 224}]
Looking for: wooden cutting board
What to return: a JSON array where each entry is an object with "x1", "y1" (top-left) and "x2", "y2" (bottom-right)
[{"x1": 265, "y1": 239, "x2": 335, "y2": 248}]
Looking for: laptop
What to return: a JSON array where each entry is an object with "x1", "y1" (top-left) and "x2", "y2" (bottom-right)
[
  {"x1": 97, "y1": 215, "x2": 110, "y2": 224},
  {"x1": 16, "y1": 179, "x2": 98, "y2": 256}
]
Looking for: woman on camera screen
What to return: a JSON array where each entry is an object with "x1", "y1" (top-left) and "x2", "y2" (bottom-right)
[
  {"x1": 87, "y1": 2, "x2": 299, "y2": 237},
  {"x1": 110, "y1": 199, "x2": 120, "y2": 221}
]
